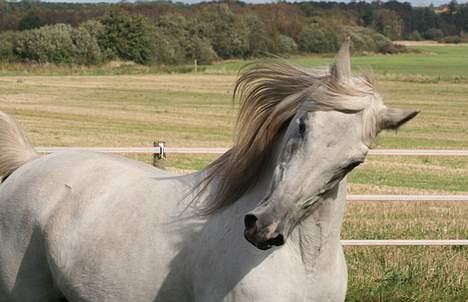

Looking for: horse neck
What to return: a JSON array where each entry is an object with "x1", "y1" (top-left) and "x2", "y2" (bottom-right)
[{"x1": 292, "y1": 180, "x2": 347, "y2": 270}]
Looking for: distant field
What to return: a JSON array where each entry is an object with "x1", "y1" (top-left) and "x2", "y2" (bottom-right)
[
  {"x1": 205, "y1": 44, "x2": 468, "y2": 81},
  {"x1": 0, "y1": 45, "x2": 466, "y2": 301}
]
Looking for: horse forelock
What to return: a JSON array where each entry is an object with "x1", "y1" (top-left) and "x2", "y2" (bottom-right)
[{"x1": 194, "y1": 60, "x2": 379, "y2": 215}]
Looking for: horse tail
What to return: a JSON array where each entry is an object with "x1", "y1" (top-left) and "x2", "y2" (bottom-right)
[{"x1": 0, "y1": 111, "x2": 38, "y2": 181}]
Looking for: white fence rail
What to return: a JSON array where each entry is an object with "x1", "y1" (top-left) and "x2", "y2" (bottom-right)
[
  {"x1": 347, "y1": 195, "x2": 468, "y2": 202},
  {"x1": 33, "y1": 146, "x2": 468, "y2": 246},
  {"x1": 341, "y1": 240, "x2": 468, "y2": 246},
  {"x1": 35, "y1": 147, "x2": 468, "y2": 156}
]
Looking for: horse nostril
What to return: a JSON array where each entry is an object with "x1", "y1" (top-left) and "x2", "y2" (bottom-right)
[
  {"x1": 267, "y1": 233, "x2": 285, "y2": 247},
  {"x1": 244, "y1": 214, "x2": 258, "y2": 230}
]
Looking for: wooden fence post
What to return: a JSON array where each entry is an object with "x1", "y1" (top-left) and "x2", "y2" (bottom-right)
[{"x1": 153, "y1": 141, "x2": 166, "y2": 168}]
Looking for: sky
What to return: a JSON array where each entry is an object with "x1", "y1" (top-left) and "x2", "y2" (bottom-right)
[{"x1": 38, "y1": 0, "x2": 468, "y2": 7}]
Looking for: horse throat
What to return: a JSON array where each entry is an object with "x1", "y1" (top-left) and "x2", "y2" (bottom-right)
[{"x1": 293, "y1": 180, "x2": 347, "y2": 273}]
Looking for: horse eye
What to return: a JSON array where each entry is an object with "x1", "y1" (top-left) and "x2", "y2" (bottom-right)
[{"x1": 298, "y1": 118, "x2": 306, "y2": 138}]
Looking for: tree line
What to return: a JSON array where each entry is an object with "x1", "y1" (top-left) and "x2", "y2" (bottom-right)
[{"x1": 0, "y1": 0, "x2": 467, "y2": 66}]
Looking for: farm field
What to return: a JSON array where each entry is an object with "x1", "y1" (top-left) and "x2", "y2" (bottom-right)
[
  {"x1": 206, "y1": 44, "x2": 468, "y2": 81},
  {"x1": 0, "y1": 45, "x2": 467, "y2": 301}
]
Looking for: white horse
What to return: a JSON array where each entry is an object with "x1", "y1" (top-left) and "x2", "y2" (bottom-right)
[{"x1": 0, "y1": 41, "x2": 418, "y2": 302}]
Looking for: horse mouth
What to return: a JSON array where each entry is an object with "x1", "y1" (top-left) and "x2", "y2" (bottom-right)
[{"x1": 244, "y1": 230, "x2": 284, "y2": 250}]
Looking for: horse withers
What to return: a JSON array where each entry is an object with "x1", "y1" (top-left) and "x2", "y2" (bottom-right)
[{"x1": 0, "y1": 41, "x2": 418, "y2": 302}]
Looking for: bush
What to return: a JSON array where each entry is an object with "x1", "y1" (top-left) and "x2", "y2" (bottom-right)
[
  {"x1": 298, "y1": 24, "x2": 338, "y2": 53},
  {"x1": 79, "y1": 20, "x2": 112, "y2": 60},
  {"x1": 349, "y1": 31, "x2": 375, "y2": 51},
  {"x1": 371, "y1": 31, "x2": 392, "y2": 50},
  {"x1": 72, "y1": 25, "x2": 104, "y2": 65},
  {"x1": 424, "y1": 28, "x2": 444, "y2": 40},
  {"x1": 14, "y1": 24, "x2": 76, "y2": 64},
  {"x1": 275, "y1": 34, "x2": 298, "y2": 54},
  {"x1": 14, "y1": 23, "x2": 105, "y2": 65},
  {"x1": 187, "y1": 36, "x2": 218, "y2": 65},
  {"x1": 406, "y1": 31, "x2": 423, "y2": 41},
  {"x1": 343, "y1": 26, "x2": 391, "y2": 52},
  {"x1": 0, "y1": 31, "x2": 18, "y2": 62},
  {"x1": 438, "y1": 35, "x2": 463, "y2": 43},
  {"x1": 246, "y1": 30, "x2": 275, "y2": 57},
  {"x1": 378, "y1": 42, "x2": 408, "y2": 54}
]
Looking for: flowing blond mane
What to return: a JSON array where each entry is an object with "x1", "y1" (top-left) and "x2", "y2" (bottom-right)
[{"x1": 196, "y1": 59, "x2": 378, "y2": 214}]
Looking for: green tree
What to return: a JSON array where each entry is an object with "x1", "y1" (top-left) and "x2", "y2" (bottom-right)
[
  {"x1": 153, "y1": 14, "x2": 189, "y2": 65},
  {"x1": 18, "y1": 10, "x2": 45, "y2": 30},
  {"x1": 424, "y1": 28, "x2": 444, "y2": 40},
  {"x1": 186, "y1": 36, "x2": 217, "y2": 65},
  {"x1": 73, "y1": 22, "x2": 104, "y2": 65},
  {"x1": 0, "y1": 31, "x2": 18, "y2": 62},
  {"x1": 372, "y1": 8, "x2": 404, "y2": 40},
  {"x1": 298, "y1": 24, "x2": 337, "y2": 53},
  {"x1": 193, "y1": 4, "x2": 249, "y2": 59},
  {"x1": 100, "y1": 9, "x2": 155, "y2": 65}
]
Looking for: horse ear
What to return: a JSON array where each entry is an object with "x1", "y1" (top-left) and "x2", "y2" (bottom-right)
[
  {"x1": 331, "y1": 38, "x2": 351, "y2": 82},
  {"x1": 379, "y1": 108, "x2": 419, "y2": 130}
]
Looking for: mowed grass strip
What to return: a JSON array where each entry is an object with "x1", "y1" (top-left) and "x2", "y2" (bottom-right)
[
  {"x1": 1, "y1": 74, "x2": 467, "y2": 149},
  {"x1": 0, "y1": 75, "x2": 236, "y2": 147}
]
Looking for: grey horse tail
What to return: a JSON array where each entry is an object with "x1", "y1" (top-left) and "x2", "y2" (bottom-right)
[{"x1": 0, "y1": 111, "x2": 38, "y2": 182}]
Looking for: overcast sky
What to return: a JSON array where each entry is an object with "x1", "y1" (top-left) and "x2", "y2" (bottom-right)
[{"x1": 38, "y1": 0, "x2": 467, "y2": 7}]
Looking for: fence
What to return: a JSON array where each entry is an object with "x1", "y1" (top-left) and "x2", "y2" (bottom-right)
[
  {"x1": 35, "y1": 147, "x2": 468, "y2": 156},
  {"x1": 35, "y1": 145, "x2": 468, "y2": 246}
]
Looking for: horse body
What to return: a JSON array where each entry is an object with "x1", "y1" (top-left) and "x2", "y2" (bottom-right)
[
  {"x1": 0, "y1": 149, "x2": 347, "y2": 302},
  {"x1": 0, "y1": 41, "x2": 418, "y2": 301},
  {"x1": 0, "y1": 151, "x2": 184, "y2": 301}
]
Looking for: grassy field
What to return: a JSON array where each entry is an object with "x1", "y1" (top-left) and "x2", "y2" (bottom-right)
[
  {"x1": 345, "y1": 201, "x2": 466, "y2": 301},
  {"x1": 0, "y1": 45, "x2": 466, "y2": 301},
  {"x1": 205, "y1": 44, "x2": 468, "y2": 81}
]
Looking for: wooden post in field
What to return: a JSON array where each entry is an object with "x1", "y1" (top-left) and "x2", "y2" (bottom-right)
[
  {"x1": 153, "y1": 141, "x2": 158, "y2": 167},
  {"x1": 153, "y1": 141, "x2": 166, "y2": 168},
  {"x1": 194, "y1": 59, "x2": 198, "y2": 73}
]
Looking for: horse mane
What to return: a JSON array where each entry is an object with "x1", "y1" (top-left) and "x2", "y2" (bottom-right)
[{"x1": 195, "y1": 60, "x2": 377, "y2": 215}]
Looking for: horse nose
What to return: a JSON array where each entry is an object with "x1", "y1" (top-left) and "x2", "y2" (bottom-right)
[{"x1": 244, "y1": 214, "x2": 258, "y2": 231}]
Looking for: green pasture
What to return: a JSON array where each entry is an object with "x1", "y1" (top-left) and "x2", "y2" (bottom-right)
[
  {"x1": 2, "y1": 44, "x2": 468, "y2": 81},
  {"x1": 0, "y1": 44, "x2": 466, "y2": 301},
  {"x1": 205, "y1": 45, "x2": 468, "y2": 81}
]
